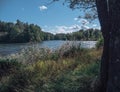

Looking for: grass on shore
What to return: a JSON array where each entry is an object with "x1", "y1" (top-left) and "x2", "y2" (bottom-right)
[{"x1": 0, "y1": 43, "x2": 102, "y2": 92}]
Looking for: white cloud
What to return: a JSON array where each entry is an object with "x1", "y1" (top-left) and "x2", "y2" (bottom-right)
[
  {"x1": 74, "y1": 18, "x2": 89, "y2": 26},
  {"x1": 43, "y1": 25, "x2": 81, "y2": 34},
  {"x1": 91, "y1": 24, "x2": 101, "y2": 30},
  {"x1": 74, "y1": 17, "x2": 101, "y2": 30},
  {"x1": 92, "y1": 24, "x2": 97, "y2": 27},
  {"x1": 74, "y1": 17, "x2": 78, "y2": 21},
  {"x1": 55, "y1": 25, "x2": 81, "y2": 34},
  {"x1": 39, "y1": 5, "x2": 48, "y2": 11},
  {"x1": 42, "y1": 23, "x2": 100, "y2": 34},
  {"x1": 81, "y1": 25, "x2": 90, "y2": 30},
  {"x1": 74, "y1": 18, "x2": 90, "y2": 30},
  {"x1": 42, "y1": 28, "x2": 45, "y2": 31},
  {"x1": 78, "y1": 19, "x2": 89, "y2": 25}
]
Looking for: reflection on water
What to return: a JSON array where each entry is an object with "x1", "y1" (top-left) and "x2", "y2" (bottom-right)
[{"x1": 0, "y1": 40, "x2": 97, "y2": 56}]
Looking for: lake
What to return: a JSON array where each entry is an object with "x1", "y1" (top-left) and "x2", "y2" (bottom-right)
[{"x1": 0, "y1": 40, "x2": 97, "y2": 56}]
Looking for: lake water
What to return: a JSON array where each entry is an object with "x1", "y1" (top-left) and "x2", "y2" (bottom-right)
[{"x1": 0, "y1": 40, "x2": 97, "y2": 56}]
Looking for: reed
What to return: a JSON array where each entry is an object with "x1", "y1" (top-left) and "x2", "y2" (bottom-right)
[{"x1": 0, "y1": 43, "x2": 102, "y2": 92}]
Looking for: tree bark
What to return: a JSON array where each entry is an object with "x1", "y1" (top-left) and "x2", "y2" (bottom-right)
[
  {"x1": 96, "y1": 0, "x2": 120, "y2": 92},
  {"x1": 95, "y1": 0, "x2": 110, "y2": 92},
  {"x1": 106, "y1": 0, "x2": 120, "y2": 92}
]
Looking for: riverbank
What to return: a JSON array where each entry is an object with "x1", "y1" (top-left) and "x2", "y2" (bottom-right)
[
  {"x1": 0, "y1": 44, "x2": 102, "y2": 92},
  {"x1": 0, "y1": 40, "x2": 97, "y2": 56}
]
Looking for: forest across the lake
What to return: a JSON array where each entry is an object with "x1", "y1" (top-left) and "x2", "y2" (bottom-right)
[{"x1": 0, "y1": 20, "x2": 102, "y2": 43}]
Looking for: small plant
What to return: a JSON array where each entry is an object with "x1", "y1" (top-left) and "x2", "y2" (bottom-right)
[
  {"x1": 0, "y1": 59, "x2": 22, "y2": 77},
  {"x1": 96, "y1": 38, "x2": 104, "y2": 49}
]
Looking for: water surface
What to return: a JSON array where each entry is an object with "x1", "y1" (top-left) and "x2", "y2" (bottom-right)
[{"x1": 0, "y1": 40, "x2": 97, "y2": 56}]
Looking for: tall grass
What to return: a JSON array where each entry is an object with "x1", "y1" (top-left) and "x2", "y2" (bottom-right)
[{"x1": 0, "y1": 42, "x2": 102, "y2": 92}]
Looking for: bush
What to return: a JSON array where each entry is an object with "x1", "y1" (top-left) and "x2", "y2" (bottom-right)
[
  {"x1": 0, "y1": 43, "x2": 102, "y2": 92},
  {"x1": 96, "y1": 38, "x2": 104, "y2": 49},
  {"x1": 0, "y1": 59, "x2": 22, "y2": 77}
]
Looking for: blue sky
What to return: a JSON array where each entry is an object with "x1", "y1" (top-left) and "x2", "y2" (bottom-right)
[{"x1": 0, "y1": 0, "x2": 100, "y2": 34}]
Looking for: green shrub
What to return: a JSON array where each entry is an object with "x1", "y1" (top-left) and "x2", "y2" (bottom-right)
[
  {"x1": 0, "y1": 44, "x2": 102, "y2": 92},
  {"x1": 0, "y1": 59, "x2": 22, "y2": 77},
  {"x1": 0, "y1": 69, "x2": 34, "y2": 92},
  {"x1": 96, "y1": 38, "x2": 104, "y2": 49}
]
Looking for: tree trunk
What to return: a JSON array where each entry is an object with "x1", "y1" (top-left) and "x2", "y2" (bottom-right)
[
  {"x1": 96, "y1": 0, "x2": 120, "y2": 92},
  {"x1": 106, "y1": 0, "x2": 120, "y2": 92},
  {"x1": 96, "y1": 0, "x2": 110, "y2": 92}
]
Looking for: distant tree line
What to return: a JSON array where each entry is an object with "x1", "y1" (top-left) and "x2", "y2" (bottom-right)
[
  {"x1": 0, "y1": 20, "x2": 102, "y2": 43},
  {"x1": 0, "y1": 20, "x2": 54, "y2": 43},
  {"x1": 55, "y1": 29, "x2": 102, "y2": 41}
]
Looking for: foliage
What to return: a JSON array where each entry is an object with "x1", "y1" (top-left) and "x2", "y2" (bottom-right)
[
  {"x1": 96, "y1": 37, "x2": 104, "y2": 49},
  {"x1": 0, "y1": 20, "x2": 102, "y2": 43},
  {"x1": 0, "y1": 44, "x2": 102, "y2": 92},
  {"x1": 54, "y1": 29, "x2": 102, "y2": 41},
  {"x1": 0, "y1": 59, "x2": 22, "y2": 77},
  {"x1": 0, "y1": 20, "x2": 54, "y2": 43}
]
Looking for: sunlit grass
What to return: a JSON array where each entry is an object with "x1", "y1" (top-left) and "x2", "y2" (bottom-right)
[{"x1": 0, "y1": 43, "x2": 102, "y2": 92}]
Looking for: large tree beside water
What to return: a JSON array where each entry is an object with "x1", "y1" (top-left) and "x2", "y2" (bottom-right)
[{"x1": 56, "y1": 0, "x2": 120, "y2": 92}]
